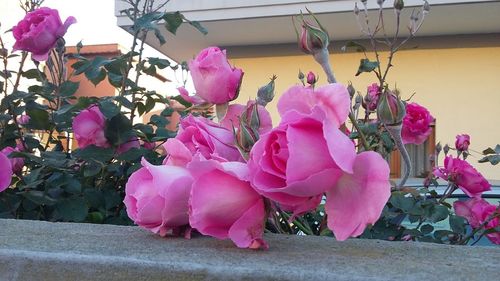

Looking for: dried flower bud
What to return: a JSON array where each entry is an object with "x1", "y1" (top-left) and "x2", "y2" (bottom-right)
[
  {"x1": 443, "y1": 144, "x2": 450, "y2": 155},
  {"x1": 377, "y1": 0, "x2": 385, "y2": 6},
  {"x1": 256, "y1": 75, "x2": 276, "y2": 106},
  {"x1": 306, "y1": 71, "x2": 317, "y2": 85},
  {"x1": 435, "y1": 142, "x2": 442, "y2": 155},
  {"x1": 298, "y1": 70, "x2": 305, "y2": 80},
  {"x1": 354, "y1": 93, "x2": 363, "y2": 111},
  {"x1": 394, "y1": 0, "x2": 404, "y2": 11},
  {"x1": 377, "y1": 91, "x2": 406, "y2": 126},
  {"x1": 423, "y1": 0, "x2": 430, "y2": 14},
  {"x1": 361, "y1": 0, "x2": 367, "y2": 3},
  {"x1": 354, "y1": 3, "x2": 360, "y2": 15},
  {"x1": 347, "y1": 83, "x2": 356, "y2": 99}
]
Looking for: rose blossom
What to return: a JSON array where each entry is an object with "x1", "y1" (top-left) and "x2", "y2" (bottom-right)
[
  {"x1": 16, "y1": 114, "x2": 30, "y2": 125},
  {"x1": 72, "y1": 105, "x2": 110, "y2": 149},
  {"x1": 164, "y1": 114, "x2": 242, "y2": 163},
  {"x1": 363, "y1": 83, "x2": 380, "y2": 112},
  {"x1": 188, "y1": 158, "x2": 267, "y2": 249},
  {"x1": 1, "y1": 147, "x2": 24, "y2": 173},
  {"x1": 188, "y1": 47, "x2": 243, "y2": 104},
  {"x1": 455, "y1": 134, "x2": 470, "y2": 152},
  {"x1": 248, "y1": 84, "x2": 391, "y2": 240},
  {"x1": 454, "y1": 198, "x2": 500, "y2": 245},
  {"x1": 12, "y1": 7, "x2": 76, "y2": 61},
  {"x1": 434, "y1": 156, "x2": 491, "y2": 198},
  {"x1": 0, "y1": 153, "x2": 13, "y2": 192},
  {"x1": 124, "y1": 158, "x2": 194, "y2": 236},
  {"x1": 401, "y1": 102, "x2": 434, "y2": 145}
]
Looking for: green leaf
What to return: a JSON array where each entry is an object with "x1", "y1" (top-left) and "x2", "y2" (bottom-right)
[
  {"x1": 390, "y1": 192, "x2": 415, "y2": 212},
  {"x1": 26, "y1": 108, "x2": 50, "y2": 130},
  {"x1": 163, "y1": 12, "x2": 183, "y2": 35},
  {"x1": 23, "y1": 191, "x2": 58, "y2": 206},
  {"x1": 355, "y1": 59, "x2": 380, "y2": 76},
  {"x1": 99, "y1": 100, "x2": 120, "y2": 119},
  {"x1": 341, "y1": 41, "x2": 366, "y2": 52},
  {"x1": 59, "y1": 81, "x2": 79, "y2": 97},
  {"x1": 22, "y1": 69, "x2": 45, "y2": 82},
  {"x1": 55, "y1": 197, "x2": 88, "y2": 222},
  {"x1": 428, "y1": 205, "x2": 449, "y2": 223},
  {"x1": 73, "y1": 145, "x2": 115, "y2": 163},
  {"x1": 420, "y1": 224, "x2": 434, "y2": 235},
  {"x1": 449, "y1": 215, "x2": 467, "y2": 234},
  {"x1": 105, "y1": 114, "x2": 134, "y2": 146}
]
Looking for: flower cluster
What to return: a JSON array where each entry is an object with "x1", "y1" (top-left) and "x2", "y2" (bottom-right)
[
  {"x1": 124, "y1": 47, "x2": 391, "y2": 249},
  {"x1": 432, "y1": 135, "x2": 498, "y2": 245}
]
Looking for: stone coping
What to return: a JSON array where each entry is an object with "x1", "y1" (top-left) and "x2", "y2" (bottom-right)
[{"x1": 0, "y1": 219, "x2": 499, "y2": 281}]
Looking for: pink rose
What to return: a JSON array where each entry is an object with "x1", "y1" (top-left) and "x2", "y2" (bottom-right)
[
  {"x1": 188, "y1": 47, "x2": 243, "y2": 104},
  {"x1": 16, "y1": 114, "x2": 30, "y2": 125},
  {"x1": 220, "y1": 100, "x2": 273, "y2": 135},
  {"x1": 249, "y1": 83, "x2": 391, "y2": 240},
  {"x1": 248, "y1": 84, "x2": 355, "y2": 215},
  {"x1": 165, "y1": 114, "x2": 242, "y2": 162},
  {"x1": 454, "y1": 198, "x2": 500, "y2": 245},
  {"x1": 188, "y1": 158, "x2": 267, "y2": 249},
  {"x1": 325, "y1": 152, "x2": 391, "y2": 241},
  {"x1": 12, "y1": 7, "x2": 76, "y2": 61},
  {"x1": 455, "y1": 134, "x2": 470, "y2": 152},
  {"x1": 1, "y1": 147, "x2": 24, "y2": 173},
  {"x1": 177, "y1": 87, "x2": 205, "y2": 105},
  {"x1": 401, "y1": 102, "x2": 434, "y2": 145},
  {"x1": 72, "y1": 105, "x2": 110, "y2": 149},
  {"x1": 0, "y1": 153, "x2": 13, "y2": 192},
  {"x1": 124, "y1": 158, "x2": 194, "y2": 236},
  {"x1": 363, "y1": 83, "x2": 380, "y2": 112},
  {"x1": 434, "y1": 156, "x2": 491, "y2": 198},
  {"x1": 116, "y1": 138, "x2": 140, "y2": 154}
]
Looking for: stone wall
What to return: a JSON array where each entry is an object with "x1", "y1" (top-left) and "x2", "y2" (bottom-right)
[{"x1": 0, "y1": 219, "x2": 498, "y2": 281}]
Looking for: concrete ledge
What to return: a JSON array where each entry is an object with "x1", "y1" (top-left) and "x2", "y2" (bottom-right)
[{"x1": 0, "y1": 219, "x2": 499, "y2": 281}]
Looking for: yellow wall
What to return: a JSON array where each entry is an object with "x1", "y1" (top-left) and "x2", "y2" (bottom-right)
[{"x1": 231, "y1": 46, "x2": 500, "y2": 180}]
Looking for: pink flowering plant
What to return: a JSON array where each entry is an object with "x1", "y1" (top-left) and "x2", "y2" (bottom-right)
[
  {"x1": 1, "y1": 0, "x2": 498, "y2": 248},
  {"x1": 0, "y1": 0, "x2": 207, "y2": 223}
]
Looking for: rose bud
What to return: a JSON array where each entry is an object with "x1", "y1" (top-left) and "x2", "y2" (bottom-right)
[
  {"x1": 377, "y1": 91, "x2": 406, "y2": 126},
  {"x1": 306, "y1": 71, "x2": 317, "y2": 85},
  {"x1": 455, "y1": 134, "x2": 470, "y2": 152}
]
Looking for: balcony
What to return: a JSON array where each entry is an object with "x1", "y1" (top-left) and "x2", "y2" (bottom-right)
[{"x1": 115, "y1": 0, "x2": 500, "y2": 61}]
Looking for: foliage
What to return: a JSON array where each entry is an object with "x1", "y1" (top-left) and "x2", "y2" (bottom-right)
[{"x1": 0, "y1": 0, "x2": 206, "y2": 224}]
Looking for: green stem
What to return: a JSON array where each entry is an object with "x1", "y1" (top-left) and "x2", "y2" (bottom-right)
[{"x1": 349, "y1": 112, "x2": 370, "y2": 151}]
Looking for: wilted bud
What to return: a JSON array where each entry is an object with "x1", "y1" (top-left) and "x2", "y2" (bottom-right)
[
  {"x1": 354, "y1": 3, "x2": 360, "y2": 15},
  {"x1": 443, "y1": 144, "x2": 450, "y2": 155},
  {"x1": 297, "y1": 17, "x2": 329, "y2": 54},
  {"x1": 377, "y1": 91, "x2": 406, "y2": 126},
  {"x1": 298, "y1": 70, "x2": 305, "y2": 81},
  {"x1": 423, "y1": 0, "x2": 430, "y2": 14},
  {"x1": 361, "y1": 0, "x2": 367, "y2": 3},
  {"x1": 435, "y1": 142, "x2": 442, "y2": 155},
  {"x1": 0, "y1": 48, "x2": 8, "y2": 58},
  {"x1": 347, "y1": 82, "x2": 356, "y2": 99},
  {"x1": 377, "y1": 0, "x2": 385, "y2": 6},
  {"x1": 256, "y1": 75, "x2": 276, "y2": 106},
  {"x1": 394, "y1": 0, "x2": 404, "y2": 11},
  {"x1": 354, "y1": 93, "x2": 363, "y2": 111},
  {"x1": 306, "y1": 71, "x2": 317, "y2": 85}
]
